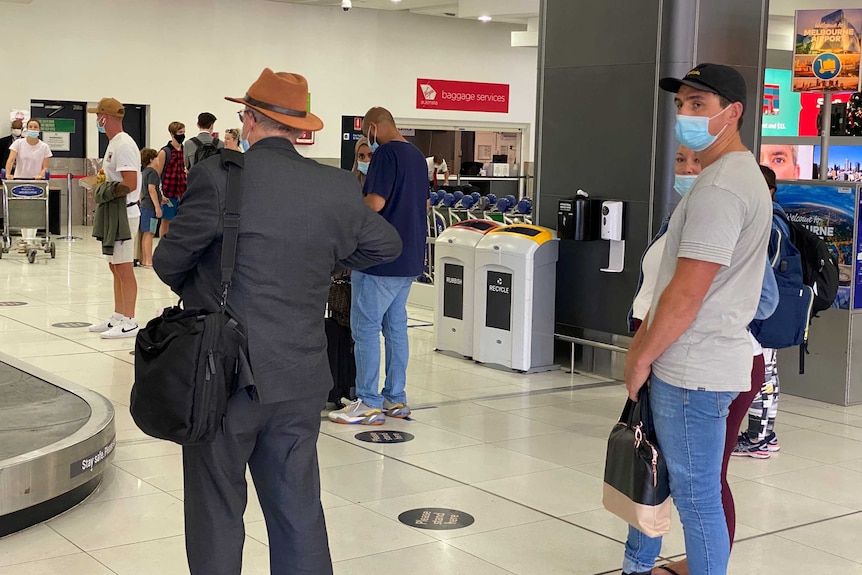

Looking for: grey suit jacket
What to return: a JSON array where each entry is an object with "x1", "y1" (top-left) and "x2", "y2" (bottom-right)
[{"x1": 153, "y1": 137, "x2": 402, "y2": 404}]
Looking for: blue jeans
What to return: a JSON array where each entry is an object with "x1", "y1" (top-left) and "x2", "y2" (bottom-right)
[
  {"x1": 350, "y1": 271, "x2": 414, "y2": 409},
  {"x1": 623, "y1": 375, "x2": 738, "y2": 575}
]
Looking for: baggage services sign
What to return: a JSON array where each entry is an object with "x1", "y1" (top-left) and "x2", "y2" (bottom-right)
[{"x1": 417, "y1": 79, "x2": 509, "y2": 113}]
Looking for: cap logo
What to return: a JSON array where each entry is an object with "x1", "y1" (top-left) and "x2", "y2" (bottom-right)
[{"x1": 687, "y1": 70, "x2": 701, "y2": 76}]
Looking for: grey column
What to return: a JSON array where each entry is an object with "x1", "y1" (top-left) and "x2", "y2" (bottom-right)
[{"x1": 535, "y1": 0, "x2": 768, "y2": 349}]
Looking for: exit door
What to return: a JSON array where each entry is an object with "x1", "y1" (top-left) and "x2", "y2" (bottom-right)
[
  {"x1": 98, "y1": 103, "x2": 147, "y2": 157},
  {"x1": 30, "y1": 100, "x2": 87, "y2": 158}
]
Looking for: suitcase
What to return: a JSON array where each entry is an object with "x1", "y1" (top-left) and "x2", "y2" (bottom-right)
[{"x1": 325, "y1": 317, "x2": 356, "y2": 407}]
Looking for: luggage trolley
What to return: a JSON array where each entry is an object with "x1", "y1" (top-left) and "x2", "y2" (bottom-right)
[{"x1": 0, "y1": 179, "x2": 56, "y2": 263}]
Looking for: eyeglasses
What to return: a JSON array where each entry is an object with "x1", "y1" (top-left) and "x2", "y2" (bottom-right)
[{"x1": 237, "y1": 110, "x2": 246, "y2": 123}]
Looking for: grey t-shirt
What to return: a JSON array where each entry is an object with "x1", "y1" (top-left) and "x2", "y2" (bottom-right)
[
  {"x1": 650, "y1": 151, "x2": 771, "y2": 392},
  {"x1": 140, "y1": 167, "x2": 162, "y2": 211},
  {"x1": 184, "y1": 132, "x2": 224, "y2": 170}
]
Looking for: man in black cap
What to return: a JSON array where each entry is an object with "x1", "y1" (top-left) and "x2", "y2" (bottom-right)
[{"x1": 621, "y1": 63, "x2": 771, "y2": 575}]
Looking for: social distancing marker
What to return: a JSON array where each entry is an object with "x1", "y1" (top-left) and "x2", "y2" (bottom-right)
[
  {"x1": 355, "y1": 431, "x2": 414, "y2": 444},
  {"x1": 398, "y1": 508, "x2": 475, "y2": 530},
  {"x1": 52, "y1": 322, "x2": 92, "y2": 328}
]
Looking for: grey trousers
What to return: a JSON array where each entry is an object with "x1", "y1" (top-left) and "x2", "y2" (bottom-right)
[{"x1": 183, "y1": 389, "x2": 333, "y2": 575}]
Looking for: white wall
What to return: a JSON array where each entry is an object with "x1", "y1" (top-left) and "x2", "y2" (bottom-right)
[{"x1": 0, "y1": 0, "x2": 538, "y2": 161}]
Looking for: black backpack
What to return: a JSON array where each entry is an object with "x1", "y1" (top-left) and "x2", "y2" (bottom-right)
[
  {"x1": 191, "y1": 136, "x2": 220, "y2": 165},
  {"x1": 785, "y1": 217, "x2": 839, "y2": 315}
]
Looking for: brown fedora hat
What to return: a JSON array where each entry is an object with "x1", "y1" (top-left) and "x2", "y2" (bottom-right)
[{"x1": 226, "y1": 69, "x2": 323, "y2": 132}]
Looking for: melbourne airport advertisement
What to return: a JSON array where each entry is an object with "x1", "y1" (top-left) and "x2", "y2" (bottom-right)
[{"x1": 774, "y1": 183, "x2": 856, "y2": 309}]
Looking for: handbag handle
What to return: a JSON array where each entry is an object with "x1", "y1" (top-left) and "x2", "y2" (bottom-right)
[{"x1": 622, "y1": 380, "x2": 657, "y2": 438}]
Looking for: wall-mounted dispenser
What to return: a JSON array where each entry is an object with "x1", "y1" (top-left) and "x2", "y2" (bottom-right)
[
  {"x1": 557, "y1": 190, "x2": 601, "y2": 241},
  {"x1": 600, "y1": 200, "x2": 625, "y2": 273}
]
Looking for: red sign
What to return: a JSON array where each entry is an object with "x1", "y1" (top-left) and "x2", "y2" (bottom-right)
[
  {"x1": 354, "y1": 117, "x2": 362, "y2": 131},
  {"x1": 416, "y1": 79, "x2": 510, "y2": 113},
  {"x1": 799, "y1": 92, "x2": 851, "y2": 136}
]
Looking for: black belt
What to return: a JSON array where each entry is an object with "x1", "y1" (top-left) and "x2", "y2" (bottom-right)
[{"x1": 127, "y1": 201, "x2": 139, "y2": 207}]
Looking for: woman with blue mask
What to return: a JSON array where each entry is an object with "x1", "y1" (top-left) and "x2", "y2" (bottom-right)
[
  {"x1": 4, "y1": 119, "x2": 52, "y2": 180},
  {"x1": 351, "y1": 136, "x2": 373, "y2": 187}
]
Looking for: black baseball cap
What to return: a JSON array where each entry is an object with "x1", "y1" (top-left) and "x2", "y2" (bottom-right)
[{"x1": 659, "y1": 63, "x2": 747, "y2": 112}]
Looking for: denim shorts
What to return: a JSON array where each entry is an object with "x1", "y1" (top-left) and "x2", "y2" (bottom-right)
[
  {"x1": 161, "y1": 198, "x2": 179, "y2": 220},
  {"x1": 139, "y1": 209, "x2": 158, "y2": 233}
]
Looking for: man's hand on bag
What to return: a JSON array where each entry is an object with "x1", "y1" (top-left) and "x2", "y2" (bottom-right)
[{"x1": 624, "y1": 352, "x2": 651, "y2": 402}]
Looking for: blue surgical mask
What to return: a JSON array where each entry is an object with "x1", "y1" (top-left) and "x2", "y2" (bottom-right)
[
  {"x1": 357, "y1": 161, "x2": 369, "y2": 175},
  {"x1": 674, "y1": 105, "x2": 731, "y2": 152},
  {"x1": 368, "y1": 127, "x2": 379, "y2": 152},
  {"x1": 240, "y1": 139, "x2": 250, "y2": 151},
  {"x1": 26, "y1": 130, "x2": 39, "y2": 138},
  {"x1": 673, "y1": 174, "x2": 698, "y2": 197},
  {"x1": 97, "y1": 124, "x2": 106, "y2": 134}
]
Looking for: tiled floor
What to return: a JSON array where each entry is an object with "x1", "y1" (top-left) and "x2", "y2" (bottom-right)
[{"x1": 2, "y1": 230, "x2": 862, "y2": 573}]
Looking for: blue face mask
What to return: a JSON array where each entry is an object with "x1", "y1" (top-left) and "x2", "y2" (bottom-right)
[
  {"x1": 674, "y1": 105, "x2": 731, "y2": 152},
  {"x1": 357, "y1": 161, "x2": 370, "y2": 175},
  {"x1": 26, "y1": 130, "x2": 39, "y2": 138},
  {"x1": 673, "y1": 174, "x2": 698, "y2": 197},
  {"x1": 240, "y1": 140, "x2": 250, "y2": 151},
  {"x1": 367, "y1": 127, "x2": 379, "y2": 152},
  {"x1": 97, "y1": 124, "x2": 106, "y2": 134}
]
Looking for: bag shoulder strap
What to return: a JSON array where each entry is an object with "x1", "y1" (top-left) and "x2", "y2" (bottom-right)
[
  {"x1": 218, "y1": 149, "x2": 244, "y2": 305},
  {"x1": 191, "y1": 136, "x2": 203, "y2": 146}
]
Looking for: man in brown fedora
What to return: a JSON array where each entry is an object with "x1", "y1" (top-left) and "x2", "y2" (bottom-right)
[{"x1": 153, "y1": 69, "x2": 402, "y2": 575}]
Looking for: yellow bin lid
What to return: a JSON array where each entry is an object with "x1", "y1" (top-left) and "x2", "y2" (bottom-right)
[{"x1": 487, "y1": 224, "x2": 555, "y2": 246}]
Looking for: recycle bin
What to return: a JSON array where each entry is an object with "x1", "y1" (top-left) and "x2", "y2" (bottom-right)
[
  {"x1": 473, "y1": 224, "x2": 559, "y2": 372},
  {"x1": 435, "y1": 219, "x2": 501, "y2": 358}
]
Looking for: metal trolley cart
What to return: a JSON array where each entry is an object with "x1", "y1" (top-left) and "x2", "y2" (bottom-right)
[{"x1": 0, "y1": 179, "x2": 57, "y2": 263}]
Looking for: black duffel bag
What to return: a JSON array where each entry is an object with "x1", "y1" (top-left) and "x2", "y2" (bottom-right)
[{"x1": 130, "y1": 150, "x2": 246, "y2": 445}]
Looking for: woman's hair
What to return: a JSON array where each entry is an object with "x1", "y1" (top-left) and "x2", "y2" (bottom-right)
[
  {"x1": 26, "y1": 119, "x2": 41, "y2": 130},
  {"x1": 168, "y1": 121, "x2": 185, "y2": 136},
  {"x1": 141, "y1": 147, "x2": 159, "y2": 169},
  {"x1": 224, "y1": 128, "x2": 240, "y2": 141}
]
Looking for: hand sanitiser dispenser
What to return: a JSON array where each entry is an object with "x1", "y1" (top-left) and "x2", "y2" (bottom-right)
[
  {"x1": 600, "y1": 200, "x2": 625, "y2": 273},
  {"x1": 557, "y1": 190, "x2": 601, "y2": 241}
]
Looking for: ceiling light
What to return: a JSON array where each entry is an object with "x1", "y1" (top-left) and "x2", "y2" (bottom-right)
[
  {"x1": 478, "y1": 15, "x2": 492, "y2": 22},
  {"x1": 391, "y1": 0, "x2": 402, "y2": 3}
]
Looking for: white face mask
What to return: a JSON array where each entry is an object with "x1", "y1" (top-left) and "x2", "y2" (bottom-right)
[{"x1": 11, "y1": 129, "x2": 22, "y2": 137}]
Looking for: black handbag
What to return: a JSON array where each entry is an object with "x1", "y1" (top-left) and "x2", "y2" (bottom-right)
[
  {"x1": 602, "y1": 384, "x2": 671, "y2": 537},
  {"x1": 130, "y1": 150, "x2": 246, "y2": 446}
]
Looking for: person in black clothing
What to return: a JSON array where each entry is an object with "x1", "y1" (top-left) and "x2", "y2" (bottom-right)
[{"x1": 0, "y1": 120, "x2": 23, "y2": 172}]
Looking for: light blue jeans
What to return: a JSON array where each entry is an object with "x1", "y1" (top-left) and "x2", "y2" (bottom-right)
[
  {"x1": 623, "y1": 375, "x2": 738, "y2": 575},
  {"x1": 350, "y1": 271, "x2": 414, "y2": 409}
]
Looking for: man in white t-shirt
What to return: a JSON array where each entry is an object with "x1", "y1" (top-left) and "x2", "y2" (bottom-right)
[
  {"x1": 426, "y1": 154, "x2": 449, "y2": 185},
  {"x1": 87, "y1": 98, "x2": 142, "y2": 339}
]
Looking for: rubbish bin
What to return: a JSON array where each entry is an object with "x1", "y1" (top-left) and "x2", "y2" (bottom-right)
[
  {"x1": 435, "y1": 219, "x2": 501, "y2": 358},
  {"x1": 473, "y1": 224, "x2": 559, "y2": 372}
]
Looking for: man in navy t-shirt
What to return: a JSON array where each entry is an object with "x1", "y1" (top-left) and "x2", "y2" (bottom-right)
[{"x1": 329, "y1": 107, "x2": 428, "y2": 425}]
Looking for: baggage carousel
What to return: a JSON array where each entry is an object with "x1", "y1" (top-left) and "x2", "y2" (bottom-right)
[{"x1": 0, "y1": 353, "x2": 115, "y2": 537}]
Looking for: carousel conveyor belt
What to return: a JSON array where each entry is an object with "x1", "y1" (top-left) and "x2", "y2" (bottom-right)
[{"x1": 0, "y1": 353, "x2": 115, "y2": 537}]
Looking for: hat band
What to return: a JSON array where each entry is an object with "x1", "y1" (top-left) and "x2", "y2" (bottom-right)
[{"x1": 244, "y1": 94, "x2": 307, "y2": 118}]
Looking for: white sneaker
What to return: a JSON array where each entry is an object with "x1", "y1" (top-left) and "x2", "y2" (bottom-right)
[
  {"x1": 89, "y1": 312, "x2": 123, "y2": 333},
  {"x1": 101, "y1": 317, "x2": 139, "y2": 339},
  {"x1": 328, "y1": 399, "x2": 385, "y2": 425}
]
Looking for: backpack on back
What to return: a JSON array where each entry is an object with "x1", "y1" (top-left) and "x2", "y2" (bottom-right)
[
  {"x1": 191, "y1": 136, "x2": 220, "y2": 165},
  {"x1": 749, "y1": 214, "x2": 814, "y2": 351},
  {"x1": 785, "y1": 218, "x2": 839, "y2": 315}
]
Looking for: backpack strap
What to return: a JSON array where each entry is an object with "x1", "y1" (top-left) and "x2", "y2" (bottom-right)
[
  {"x1": 191, "y1": 137, "x2": 203, "y2": 147},
  {"x1": 218, "y1": 149, "x2": 244, "y2": 307}
]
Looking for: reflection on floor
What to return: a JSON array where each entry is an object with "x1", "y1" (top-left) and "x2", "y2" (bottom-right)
[{"x1": 2, "y1": 228, "x2": 862, "y2": 574}]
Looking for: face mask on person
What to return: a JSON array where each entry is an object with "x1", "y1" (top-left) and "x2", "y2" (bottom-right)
[
  {"x1": 26, "y1": 130, "x2": 39, "y2": 139},
  {"x1": 674, "y1": 105, "x2": 732, "y2": 152},
  {"x1": 240, "y1": 139, "x2": 250, "y2": 151},
  {"x1": 97, "y1": 117, "x2": 107, "y2": 134},
  {"x1": 11, "y1": 129, "x2": 22, "y2": 137},
  {"x1": 673, "y1": 174, "x2": 698, "y2": 197},
  {"x1": 357, "y1": 161, "x2": 370, "y2": 175},
  {"x1": 367, "y1": 126, "x2": 379, "y2": 152},
  {"x1": 174, "y1": 134, "x2": 186, "y2": 144}
]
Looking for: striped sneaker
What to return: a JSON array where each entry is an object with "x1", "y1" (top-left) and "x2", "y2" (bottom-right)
[
  {"x1": 328, "y1": 399, "x2": 384, "y2": 425},
  {"x1": 732, "y1": 433, "x2": 770, "y2": 459}
]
